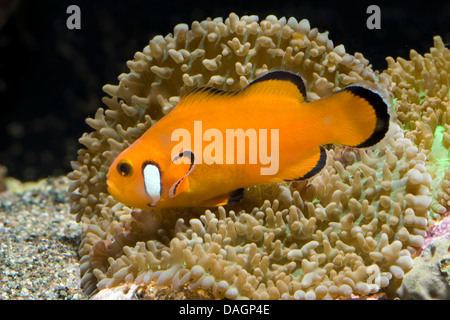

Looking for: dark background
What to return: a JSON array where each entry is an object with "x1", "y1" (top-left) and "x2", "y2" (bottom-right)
[{"x1": 0, "y1": 0, "x2": 449, "y2": 181}]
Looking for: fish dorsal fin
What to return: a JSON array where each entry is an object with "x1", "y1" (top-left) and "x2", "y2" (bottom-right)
[
  {"x1": 176, "y1": 71, "x2": 306, "y2": 110},
  {"x1": 244, "y1": 71, "x2": 307, "y2": 103},
  {"x1": 176, "y1": 86, "x2": 239, "y2": 109}
]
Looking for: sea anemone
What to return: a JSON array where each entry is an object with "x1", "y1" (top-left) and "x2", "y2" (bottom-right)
[
  {"x1": 68, "y1": 13, "x2": 448, "y2": 299},
  {"x1": 382, "y1": 35, "x2": 450, "y2": 223}
]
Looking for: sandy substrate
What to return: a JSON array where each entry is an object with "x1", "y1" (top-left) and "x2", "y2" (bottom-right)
[{"x1": 0, "y1": 176, "x2": 88, "y2": 300}]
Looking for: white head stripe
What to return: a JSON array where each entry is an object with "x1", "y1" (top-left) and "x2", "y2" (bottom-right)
[{"x1": 143, "y1": 164, "x2": 161, "y2": 205}]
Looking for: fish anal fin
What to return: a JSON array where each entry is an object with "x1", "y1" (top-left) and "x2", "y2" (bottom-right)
[
  {"x1": 282, "y1": 146, "x2": 327, "y2": 181},
  {"x1": 245, "y1": 71, "x2": 307, "y2": 103}
]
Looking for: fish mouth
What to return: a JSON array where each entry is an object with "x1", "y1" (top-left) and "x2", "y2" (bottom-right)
[{"x1": 107, "y1": 180, "x2": 119, "y2": 197}]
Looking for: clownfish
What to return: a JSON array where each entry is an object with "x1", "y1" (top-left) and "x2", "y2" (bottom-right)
[{"x1": 107, "y1": 71, "x2": 390, "y2": 209}]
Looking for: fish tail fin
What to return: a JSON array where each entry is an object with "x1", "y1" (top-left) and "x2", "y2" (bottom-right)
[{"x1": 316, "y1": 86, "x2": 390, "y2": 148}]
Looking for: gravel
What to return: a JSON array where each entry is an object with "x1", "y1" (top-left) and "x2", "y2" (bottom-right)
[{"x1": 0, "y1": 176, "x2": 88, "y2": 300}]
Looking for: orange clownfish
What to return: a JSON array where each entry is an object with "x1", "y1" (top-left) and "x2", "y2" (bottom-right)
[{"x1": 107, "y1": 71, "x2": 390, "y2": 209}]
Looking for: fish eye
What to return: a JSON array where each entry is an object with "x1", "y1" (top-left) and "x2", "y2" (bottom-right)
[{"x1": 117, "y1": 161, "x2": 133, "y2": 177}]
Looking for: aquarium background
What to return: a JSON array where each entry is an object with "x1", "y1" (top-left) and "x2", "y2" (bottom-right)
[{"x1": 0, "y1": 0, "x2": 449, "y2": 181}]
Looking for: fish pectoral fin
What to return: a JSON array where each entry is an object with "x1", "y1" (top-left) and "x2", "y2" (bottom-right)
[
  {"x1": 168, "y1": 151, "x2": 195, "y2": 198},
  {"x1": 282, "y1": 146, "x2": 327, "y2": 181},
  {"x1": 227, "y1": 188, "x2": 244, "y2": 205},
  {"x1": 199, "y1": 194, "x2": 231, "y2": 207},
  {"x1": 168, "y1": 174, "x2": 190, "y2": 198}
]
